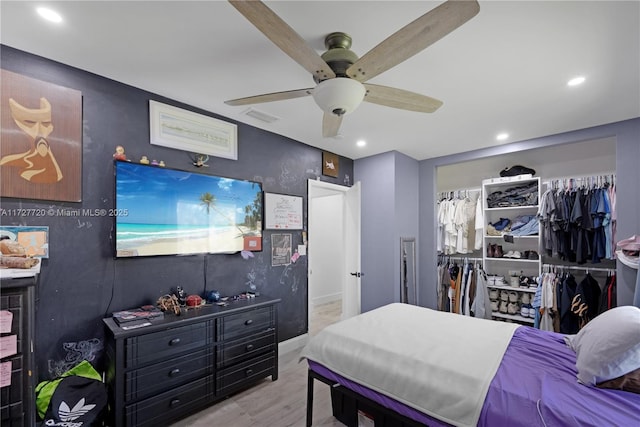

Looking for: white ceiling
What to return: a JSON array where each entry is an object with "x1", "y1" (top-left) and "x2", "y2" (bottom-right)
[{"x1": 1, "y1": 1, "x2": 638, "y2": 161}]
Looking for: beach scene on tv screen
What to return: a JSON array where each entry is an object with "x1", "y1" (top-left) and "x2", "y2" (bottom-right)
[{"x1": 115, "y1": 162, "x2": 262, "y2": 257}]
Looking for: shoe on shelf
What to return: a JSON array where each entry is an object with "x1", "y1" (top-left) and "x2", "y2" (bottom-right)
[
  {"x1": 499, "y1": 301, "x2": 508, "y2": 314},
  {"x1": 507, "y1": 302, "x2": 519, "y2": 315},
  {"x1": 487, "y1": 244, "x2": 495, "y2": 258},
  {"x1": 495, "y1": 245, "x2": 504, "y2": 258},
  {"x1": 520, "y1": 303, "x2": 531, "y2": 318},
  {"x1": 528, "y1": 306, "x2": 537, "y2": 318},
  {"x1": 503, "y1": 250, "x2": 521, "y2": 259},
  {"x1": 528, "y1": 250, "x2": 539, "y2": 260},
  {"x1": 499, "y1": 165, "x2": 536, "y2": 177}
]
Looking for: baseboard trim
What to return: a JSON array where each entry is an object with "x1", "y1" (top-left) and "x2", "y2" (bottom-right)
[{"x1": 279, "y1": 333, "x2": 309, "y2": 355}]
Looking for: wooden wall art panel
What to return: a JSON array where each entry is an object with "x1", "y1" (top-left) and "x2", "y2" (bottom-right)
[{"x1": 1, "y1": 69, "x2": 82, "y2": 202}]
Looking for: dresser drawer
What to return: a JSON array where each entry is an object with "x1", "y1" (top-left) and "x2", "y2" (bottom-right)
[
  {"x1": 0, "y1": 354, "x2": 23, "y2": 409},
  {"x1": 124, "y1": 375, "x2": 214, "y2": 427},
  {"x1": 219, "y1": 306, "x2": 274, "y2": 340},
  {"x1": 217, "y1": 352, "x2": 275, "y2": 396},
  {"x1": 125, "y1": 321, "x2": 212, "y2": 368},
  {"x1": 125, "y1": 347, "x2": 214, "y2": 402},
  {"x1": 0, "y1": 355, "x2": 24, "y2": 425},
  {"x1": 217, "y1": 329, "x2": 275, "y2": 368}
]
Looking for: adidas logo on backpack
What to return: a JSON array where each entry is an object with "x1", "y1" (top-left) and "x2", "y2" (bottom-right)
[{"x1": 43, "y1": 398, "x2": 97, "y2": 426}]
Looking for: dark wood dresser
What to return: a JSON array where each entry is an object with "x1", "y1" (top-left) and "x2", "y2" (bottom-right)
[
  {"x1": 103, "y1": 296, "x2": 280, "y2": 427},
  {"x1": 0, "y1": 275, "x2": 37, "y2": 427}
]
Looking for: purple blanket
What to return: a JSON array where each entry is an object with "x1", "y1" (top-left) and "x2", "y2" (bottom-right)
[{"x1": 310, "y1": 326, "x2": 640, "y2": 426}]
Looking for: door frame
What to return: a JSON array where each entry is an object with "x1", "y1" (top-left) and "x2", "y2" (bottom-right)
[{"x1": 307, "y1": 179, "x2": 361, "y2": 332}]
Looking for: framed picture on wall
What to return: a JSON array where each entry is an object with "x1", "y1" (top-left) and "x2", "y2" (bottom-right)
[
  {"x1": 0, "y1": 226, "x2": 49, "y2": 258},
  {"x1": 264, "y1": 192, "x2": 303, "y2": 230},
  {"x1": 271, "y1": 233, "x2": 292, "y2": 266},
  {"x1": 0, "y1": 69, "x2": 82, "y2": 202},
  {"x1": 322, "y1": 151, "x2": 339, "y2": 177},
  {"x1": 149, "y1": 100, "x2": 238, "y2": 160}
]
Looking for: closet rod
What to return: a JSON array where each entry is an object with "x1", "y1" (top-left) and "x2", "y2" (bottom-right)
[
  {"x1": 437, "y1": 186, "x2": 481, "y2": 193},
  {"x1": 542, "y1": 172, "x2": 616, "y2": 185},
  {"x1": 440, "y1": 255, "x2": 483, "y2": 262},
  {"x1": 542, "y1": 264, "x2": 615, "y2": 273}
]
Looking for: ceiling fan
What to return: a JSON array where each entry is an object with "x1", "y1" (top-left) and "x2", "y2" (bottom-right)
[{"x1": 225, "y1": 0, "x2": 480, "y2": 138}]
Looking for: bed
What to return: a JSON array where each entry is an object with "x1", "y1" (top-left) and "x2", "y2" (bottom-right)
[{"x1": 300, "y1": 303, "x2": 640, "y2": 427}]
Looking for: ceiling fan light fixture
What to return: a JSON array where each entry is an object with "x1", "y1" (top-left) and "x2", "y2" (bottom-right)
[{"x1": 312, "y1": 78, "x2": 366, "y2": 116}]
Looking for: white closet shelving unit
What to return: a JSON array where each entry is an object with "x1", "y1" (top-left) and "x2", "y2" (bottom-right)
[{"x1": 482, "y1": 175, "x2": 542, "y2": 325}]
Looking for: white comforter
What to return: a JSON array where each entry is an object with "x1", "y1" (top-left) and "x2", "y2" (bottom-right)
[{"x1": 300, "y1": 303, "x2": 519, "y2": 427}]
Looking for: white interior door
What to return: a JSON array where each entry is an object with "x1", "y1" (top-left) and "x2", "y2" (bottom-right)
[{"x1": 308, "y1": 180, "x2": 362, "y2": 329}]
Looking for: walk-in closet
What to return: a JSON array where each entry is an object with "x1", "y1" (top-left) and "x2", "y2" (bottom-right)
[{"x1": 431, "y1": 135, "x2": 629, "y2": 332}]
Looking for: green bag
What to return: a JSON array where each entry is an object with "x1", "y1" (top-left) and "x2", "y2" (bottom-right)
[{"x1": 35, "y1": 360, "x2": 103, "y2": 421}]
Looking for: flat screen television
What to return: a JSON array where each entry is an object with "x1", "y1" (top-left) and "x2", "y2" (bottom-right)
[{"x1": 114, "y1": 160, "x2": 262, "y2": 257}]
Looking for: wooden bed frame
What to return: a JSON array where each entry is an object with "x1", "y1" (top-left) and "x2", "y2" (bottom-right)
[{"x1": 306, "y1": 368, "x2": 426, "y2": 427}]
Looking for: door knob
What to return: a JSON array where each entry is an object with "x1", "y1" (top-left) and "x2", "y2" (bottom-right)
[{"x1": 350, "y1": 272, "x2": 363, "y2": 277}]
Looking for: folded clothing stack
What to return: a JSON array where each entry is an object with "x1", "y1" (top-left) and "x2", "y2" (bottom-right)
[
  {"x1": 487, "y1": 215, "x2": 539, "y2": 237},
  {"x1": 486, "y1": 181, "x2": 539, "y2": 208},
  {"x1": 487, "y1": 218, "x2": 511, "y2": 236},
  {"x1": 509, "y1": 214, "x2": 539, "y2": 236}
]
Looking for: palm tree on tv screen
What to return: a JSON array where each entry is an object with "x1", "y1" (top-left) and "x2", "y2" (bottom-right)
[{"x1": 199, "y1": 191, "x2": 253, "y2": 237}]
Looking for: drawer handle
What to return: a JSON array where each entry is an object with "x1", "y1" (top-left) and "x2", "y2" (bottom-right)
[
  {"x1": 245, "y1": 344, "x2": 254, "y2": 352},
  {"x1": 170, "y1": 399, "x2": 181, "y2": 407},
  {"x1": 245, "y1": 369, "x2": 253, "y2": 376},
  {"x1": 169, "y1": 338, "x2": 181, "y2": 346},
  {"x1": 169, "y1": 368, "x2": 180, "y2": 377},
  {"x1": 244, "y1": 319, "x2": 253, "y2": 326}
]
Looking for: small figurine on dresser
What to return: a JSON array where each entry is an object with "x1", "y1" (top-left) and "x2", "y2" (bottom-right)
[
  {"x1": 174, "y1": 286, "x2": 187, "y2": 306},
  {"x1": 113, "y1": 145, "x2": 127, "y2": 161}
]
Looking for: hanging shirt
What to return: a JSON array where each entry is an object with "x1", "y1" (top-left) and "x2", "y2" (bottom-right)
[
  {"x1": 474, "y1": 195, "x2": 483, "y2": 251},
  {"x1": 540, "y1": 272, "x2": 556, "y2": 332}
]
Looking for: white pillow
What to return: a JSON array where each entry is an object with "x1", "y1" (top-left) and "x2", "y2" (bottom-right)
[{"x1": 564, "y1": 305, "x2": 640, "y2": 385}]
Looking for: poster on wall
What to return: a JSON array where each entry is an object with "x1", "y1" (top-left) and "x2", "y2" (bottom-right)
[
  {"x1": 271, "y1": 233, "x2": 292, "y2": 266},
  {"x1": 0, "y1": 69, "x2": 82, "y2": 202}
]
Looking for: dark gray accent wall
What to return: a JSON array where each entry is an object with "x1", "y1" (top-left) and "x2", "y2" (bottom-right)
[
  {"x1": 419, "y1": 118, "x2": 640, "y2": 309},
  {"x1": 0, "y1": 46, "x2": 353, "y2": 380}
]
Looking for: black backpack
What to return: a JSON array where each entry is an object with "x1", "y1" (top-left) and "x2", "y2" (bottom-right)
[{"x1": 36, "y1": 361, "x2": 107, "y2": 427}]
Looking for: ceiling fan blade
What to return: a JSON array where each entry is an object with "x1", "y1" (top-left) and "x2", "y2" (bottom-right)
[
  {"x1": 228, "y1": 0, "x2": 336, "y2": 81},
  {"x1": 225, "y1": 88, "x2": 313, "y2": 106},
  {"x1": 347, "y1": 0, "x2": 479, "y2": 82},
  {"x1": 322, "y1": 113, "x2": 343, "y2": 138},
  {"x1": 363, "y1": 84, "x2": 443, "y2": 113}
]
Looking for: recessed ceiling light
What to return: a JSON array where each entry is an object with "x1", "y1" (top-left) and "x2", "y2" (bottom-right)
[
  {"x1": 567, "y1": 76, "x2": 586, "y2": 87},
  {"x1": 356, "y1": 140, "x2": 366, "y2": 147},
  {"x1": 496, "y1": 133, "x2": 509, "y2": 141},
  {"x1": 37, "y1": 7, "x2": 62, "y2": 23}
]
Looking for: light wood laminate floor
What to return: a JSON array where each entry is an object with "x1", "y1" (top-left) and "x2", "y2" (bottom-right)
[{"x1": 170, "y1": 300, "x2": 343, "y2": 427}]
